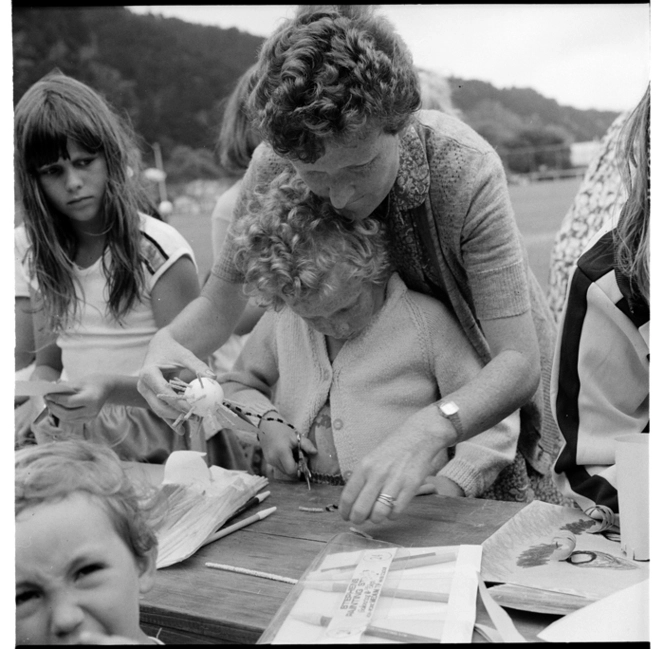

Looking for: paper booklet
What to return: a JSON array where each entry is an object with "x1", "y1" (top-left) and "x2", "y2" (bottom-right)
[
  {"x1": 146, "y1": 451, "x2": 268, "y2": 569},
  {"x1": 481, "y1": 500, "x2": 649, "y2": 615},
  {"x1": 258, "y1": 532, "x2": 482, "y2": 644}
]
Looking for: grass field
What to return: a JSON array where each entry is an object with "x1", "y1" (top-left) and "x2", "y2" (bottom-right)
[{"x1": 170, "y1": 176, "x2": 583, "y2": 293}]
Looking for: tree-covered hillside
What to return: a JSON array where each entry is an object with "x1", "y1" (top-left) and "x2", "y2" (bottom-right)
[
  {"x1": 13, "y1": 6, "x2": 264, "y2": 180},
  {"x1": 13, "y1": 7, "x2": 620, "y2": 180}
]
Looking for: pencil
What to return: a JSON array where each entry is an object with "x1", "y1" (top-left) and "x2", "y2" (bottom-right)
[
  {"x1": 302, "y1": 580, "x2": 449, "y2": 603},
  {"x1": 205, "y1": 562, "x2": 298, "y2": 584},
  {"x1": 308, "y1": 548, "x2": 458, "y2": 581},
  {"x1": 201, "y1": 506, "x2": 276, "y2": 547},
  {"x1": 223, "y1": 491, "x2": 271, "y2": 526},
  {"x1": 292, "y1": 612, "x2": 439, "y2": 644}
]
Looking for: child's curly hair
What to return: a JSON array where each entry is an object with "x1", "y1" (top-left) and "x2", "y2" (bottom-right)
[
  {"x1": 232, "y1": 169, "x2": 391, "y2": 310},
  {"x1": 248, "y1": 5, "x2": 420, "y2": 162},
  {"x1": 15, "y1": 440, "x2": 157, "y2": 560}
]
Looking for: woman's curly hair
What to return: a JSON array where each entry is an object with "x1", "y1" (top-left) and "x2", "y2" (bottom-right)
[
  {"x1": 232, "y1": 169, "x2": 391, "y2": 309},
  {"x1": 15, "y1": 440, "x2": 157, "y2": 560},
  {"x1": 248, "y1": 5, "x2": 421, "y2": 162}
]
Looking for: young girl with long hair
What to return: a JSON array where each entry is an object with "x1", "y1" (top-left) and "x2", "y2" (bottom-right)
[
  {"x1": 14, "y1": 72, "x2": 202, "y2": 461},
  {"x1": 551, "y1": 83, "x2": 650, "y2": 520}
]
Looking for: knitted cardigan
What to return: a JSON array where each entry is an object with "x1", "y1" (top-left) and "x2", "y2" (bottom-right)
[{"x1": 221, "y1": 274, "x2": 519, "y2": 497}]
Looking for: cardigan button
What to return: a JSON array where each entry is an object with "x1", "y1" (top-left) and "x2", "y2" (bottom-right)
[
  {"x1": 332, "y1": 418, "x2": 344, "y2": 430},
  {"x1": 322, "y1": 370, "x2": 331, "y2": 381}
]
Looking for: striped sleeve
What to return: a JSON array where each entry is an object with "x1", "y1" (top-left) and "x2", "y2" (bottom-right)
[
  {"x1": 138, "y1": 214, "x2": 197, "y2": 292},
  {"x1": 551, "y1": 231, "x2": 649, "y2": 513}
]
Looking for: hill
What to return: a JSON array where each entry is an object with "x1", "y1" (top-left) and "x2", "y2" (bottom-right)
[{"x1": 12, "y1": 7, "x2": 620, "y2": 179}]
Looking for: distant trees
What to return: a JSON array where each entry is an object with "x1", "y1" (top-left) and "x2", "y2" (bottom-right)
[
  {"x1": 12, "y1": 9, "x2": 619, "y2": 182},
  {"x1": 450, "y1": 78, "x2": 616, "y2": 174},
  {"x1": 12, "y1": 6, "x2": 264, "y2": 183},
  {"x1": 498, "y1": 126, "x2": 572, "y2": 174}
]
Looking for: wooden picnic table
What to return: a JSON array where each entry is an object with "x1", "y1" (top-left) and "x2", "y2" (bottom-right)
[{"x1": 137, "y1": 477, "x2": 560, "y2": 643}]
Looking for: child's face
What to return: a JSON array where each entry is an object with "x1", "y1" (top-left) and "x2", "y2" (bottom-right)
[
  {"x1": 15, "y1": 492, "x2": 155, "y2": 645},
  {"x1": 37, "y1": 139, "x2": 108, "y2": 230},
  {"x1": 288, "y1": 272, "x2": 386, "y2": 341}
]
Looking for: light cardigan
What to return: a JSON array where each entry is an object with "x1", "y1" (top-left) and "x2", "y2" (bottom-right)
[{"x1": 221, "y1": 274, "x2": 519, "y2": 497}]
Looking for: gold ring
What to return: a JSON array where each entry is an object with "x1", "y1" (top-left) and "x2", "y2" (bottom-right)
[{"x1": 376, "y1": 493, "x2": 396, "y2": 508}]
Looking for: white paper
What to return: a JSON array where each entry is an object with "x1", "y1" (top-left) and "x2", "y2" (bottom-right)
[
  {"x1": 138, "y1": 451, "x2": 269, "y2": 568},
  {"x1": 537, "y1": 579, "x2": 649, "y2": 642},
  {"x1": 441, "y1": 546, "x2": 481, "y2": 642},
  {"x1": 481, "y1": 500, "x2": 649, "y2": 607}
]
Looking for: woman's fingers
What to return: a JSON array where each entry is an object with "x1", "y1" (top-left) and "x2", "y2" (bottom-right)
[
  {"x1": 137, "y1": 331, "x2": 215, "y2": 419},
  {"x1": 300, "y1": 437, "x2": 318, "y2": 456}
]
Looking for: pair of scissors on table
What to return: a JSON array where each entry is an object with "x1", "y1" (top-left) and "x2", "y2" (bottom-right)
[{"x1": 295, "y1": 433, "x2": 312, "y2": 489}]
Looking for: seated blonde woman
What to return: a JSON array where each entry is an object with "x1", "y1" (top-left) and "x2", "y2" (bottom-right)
[{"x1": 220, "y1": 170, "x2": 524, "y2": 500}]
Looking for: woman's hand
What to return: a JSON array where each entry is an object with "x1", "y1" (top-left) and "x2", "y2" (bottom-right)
[
  {"x1": 339, "y1": 404, "x2": 457, "y2": 525},
  {"x1": 137, "y1": 328, "x2": 216, "y2": 419},
  {"x1": 44, "y1": 374, "x2": 113, "y2": 423},
  {"x1": 258, "y1": 411, "x2": 317, "y2": 477},
  {"x1": 139, "y1": 278, "x2": 250, "y2": 420}
]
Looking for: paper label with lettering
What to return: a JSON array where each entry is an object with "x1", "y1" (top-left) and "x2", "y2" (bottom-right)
[{"x1": 322, "y1": 547, "x2": 398, "y2": 643}]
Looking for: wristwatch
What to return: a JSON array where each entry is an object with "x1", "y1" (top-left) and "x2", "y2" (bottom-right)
[{"x1": 437, "y1": 400, "x2": 464, "y2": 443}]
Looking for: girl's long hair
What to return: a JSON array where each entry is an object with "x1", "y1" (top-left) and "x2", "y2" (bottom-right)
[
  {"x1": 614, "y1": 83, "x2": 650, "y2": 304},
  {"x1": 216, "y1": 62, "x2": 261, "y2": 178},
  {"x1": 14, "y1": 72, "x2": 151, "y2": 331}
]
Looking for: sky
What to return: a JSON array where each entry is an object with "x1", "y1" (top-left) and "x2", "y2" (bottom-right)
[{"x1": 128, "y1": 4, "x2": 651, "y2": 113}]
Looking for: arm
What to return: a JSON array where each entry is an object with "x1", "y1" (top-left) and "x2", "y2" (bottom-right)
[
  {"x1": 15, "y1": 297, "x2": 35, "y2": 374},
  {"x1": 211, "y1": 182, "x2": 265, "y2": 337},
  {"x1": 30, "y1": 288, "x2": 62, "y2": 382},
  {"x1": 15, "y1": 229, "x2": 36, "y2": 374},
  {"x1": 234, "y1": 301, "x2": 265, "y2": 336},
  {"x1": 429, "y1": 309, "x2": 522, "y2": 497},
  {"x1": 551, "y1": 267, "x2": 649, "y2": 513},
  {"x1": 47, "y1": 257, "x2": 201, "y2": 422},
  {"x1": 221, "y1": 313, "x2": 317, "y2": 474},
  {"x1": 211, "y1": 181, "x2": 242, "y2": 259},
  {"x1": 340, "y1": 149, "x2": 540, "y2": 523},
  {"x1": 453, "y1": 147, "x2": 542, "y2": 429},
  {"x1": 137, "y1": 157, "x2": 275, "y2": 417},
  {"x1": 138, "y1": 273, "x2": 248, "y2": 418}
]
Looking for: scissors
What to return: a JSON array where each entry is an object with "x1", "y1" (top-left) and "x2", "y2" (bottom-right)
[{"x1": 296, "y1": 433, "x2": 312, "y2": 490}]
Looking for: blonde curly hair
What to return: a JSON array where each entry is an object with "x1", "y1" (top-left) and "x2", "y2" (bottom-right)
[
  {"x1": 232, "y1": 169, "x2": 391, "y2": 310},
  {"x1": 15, "y1": 440, "x2": 157, "y2": 560}
]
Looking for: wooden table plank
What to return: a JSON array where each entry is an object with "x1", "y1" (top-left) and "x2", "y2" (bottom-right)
[{"x1": 140, "y1": 479, "x2": 551, "y2": 643}]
